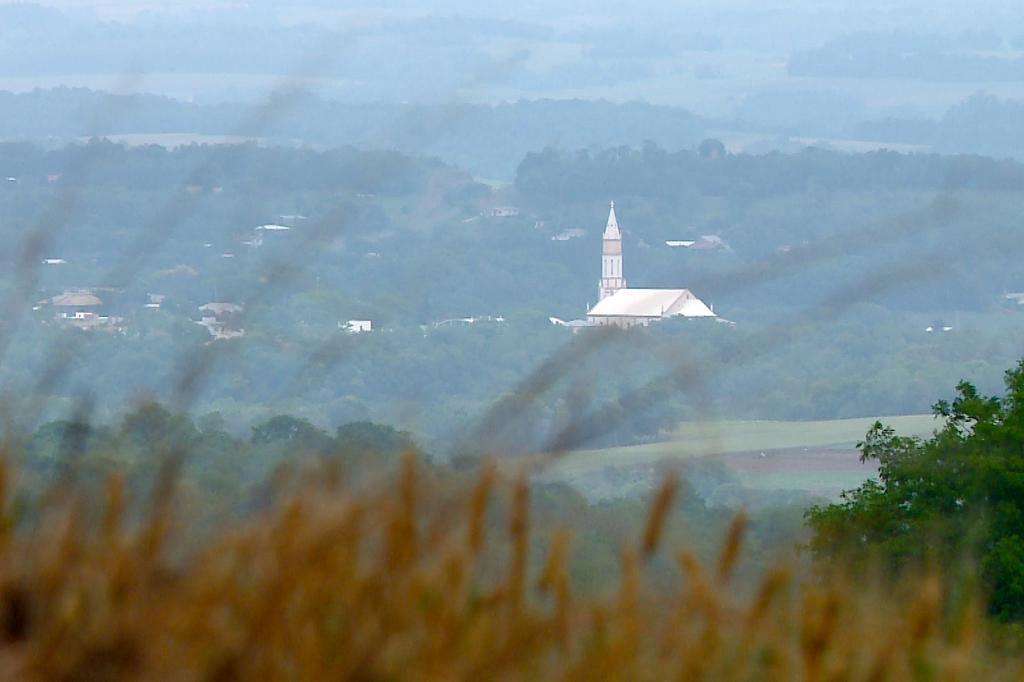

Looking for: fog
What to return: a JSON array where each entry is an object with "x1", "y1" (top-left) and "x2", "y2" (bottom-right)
[{"x1": 2, "y1": 1, "x2": 1022, "y2": 114}]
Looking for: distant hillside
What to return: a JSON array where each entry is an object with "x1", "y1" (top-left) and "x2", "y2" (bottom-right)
[
  {"x1": 0, "y1": 88, "x2": 709, "y2": 180},
  {"x1": 856, "y1": 94, "x2": 1024, "y2": 161}
]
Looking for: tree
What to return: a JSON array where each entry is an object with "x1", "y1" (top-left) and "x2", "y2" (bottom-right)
[
  {"x1": 335, "y1": 421, "x2": 418, "y2": 457},
  {"x1": 698, "y1": 138, "x2": 726, "y2": 159},
  {"x1": 806, "y1": 360, "x2": 1024, "y2": 620},
  {"x1": 250, "y1": 415, "x2": 332, "y2": 453},
  {"x1": 120, "y1": 402, "x2": 198, "y2": 454}
]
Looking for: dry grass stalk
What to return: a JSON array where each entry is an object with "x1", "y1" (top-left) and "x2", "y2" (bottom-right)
[
  {"x1": 641, "y1": 469, "x2": 678, "y2": 559},
  {"x1": 0, "y1": 462, "x2": 1009, "y2": 680},
  {"x1": 717, "y1": 510, "x2": 748, "y2": 584}
]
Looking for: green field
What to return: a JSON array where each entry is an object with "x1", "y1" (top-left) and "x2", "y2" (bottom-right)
[
  {"x1": 552, "y1": 415, "x2": 938, "y2": 475},
  {"x1": 539, "y1": 416, "x2": 940, "y2": 499}
]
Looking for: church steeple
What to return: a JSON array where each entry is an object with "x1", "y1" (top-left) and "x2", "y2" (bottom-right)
[
  {"x1": 598, "y1": 201, "x2": 625, "y2": 301},
  {"x1": 603, "y1": 200, "x2": 621, "y2": 240}
]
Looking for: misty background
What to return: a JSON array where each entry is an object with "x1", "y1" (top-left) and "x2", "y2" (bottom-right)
[{"x1": 0, "y1": 1, "x2": 1022, "y2": 178}]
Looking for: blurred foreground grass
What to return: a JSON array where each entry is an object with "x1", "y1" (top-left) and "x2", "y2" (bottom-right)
[{"x1": 0, "y1": 453, "x2": 1015, "y2": 681}]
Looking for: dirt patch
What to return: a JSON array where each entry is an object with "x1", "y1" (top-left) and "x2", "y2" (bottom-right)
[
  {"x1": 720, "y1": 447, "x2": 878, "y2": 476},
  {"x1": 714, "y1": 447, "x2": 880, "y2": 497}
]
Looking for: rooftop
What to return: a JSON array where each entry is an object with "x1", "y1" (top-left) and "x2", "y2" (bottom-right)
[
  {"x1": 588, "y1": 288, "x2": 715, "y2": 319},
  {"x1": 51, "y1": 292, "x2": 103, "y2": 307}
]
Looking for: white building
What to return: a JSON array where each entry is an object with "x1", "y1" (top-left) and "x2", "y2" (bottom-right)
[
  {"x1": 343, "y1": 320, "x2": 373, "y2": 334},
  {"x1": 587, "y1": 202, "x2": 716, "y2": 329},
  {"x1": 197, "y1": 302, "x2": 245, "y2": 340}
]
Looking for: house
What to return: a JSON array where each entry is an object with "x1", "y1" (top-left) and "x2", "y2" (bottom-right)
[
  {"x1": 199, "y1": 302, "x2": 243, "y2": 316},
  {"x1": 45, "y1": 290, "x2": 124, "y2": 331},
  {"x1": 342, "y1": 320, "x2": 373, "y2": 334},
  {"x1": 487, "y1": 206, "x2": 520, "y2": 218},
  {"x1": 549, "y1": 317, "x2": 593, "y2": 333},
  {"x1": 144, "y1": 293, "x2": 166, "y2": 309},
  {"x1": 432, "y1": 316, "x2": 506, "y2": 329},
  {"x1": 197, "y1": 303, "x2": 245, "y2": 340},
  {"x1": 50, "y1": 291, "x2": 103, "y2": 312},
  {"x1": 689, "y1": 234, "x2": 731, "y2": 251},
  {"x1": 252, "y1": 224, "x2": 290, "y2": 247},
  {"x1": 664, "y1": 236, "x2": 730, "y2": 250},
  {"x1": 552, "y1": 228, "x2": 586, "y2": 241}
]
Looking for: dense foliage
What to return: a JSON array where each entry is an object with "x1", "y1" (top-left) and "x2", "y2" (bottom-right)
[{"x1": 807, "y1": 361, "x2": 1024, "y2": 620}]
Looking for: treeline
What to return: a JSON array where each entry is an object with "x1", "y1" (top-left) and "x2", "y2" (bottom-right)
[
  {"x1": 789, "y1": 30, "x2": 1024, "y2": 81},
  {"x1": 0, "y1": 139, "x2": 434, "y2": 196},
  {"x1": 515, "y1": 145, "x2": 1024, "y2": 203},
  {"x1": 4, "y1": 87, "x2": 1024, "y2": 182},
  {"x1": 11, "y1": 403, "x2": 420, "y2": 511},
  {"x1": 0, "y1": 88, "x2": 707, "y2": 179},
  {"x1": 858, "y1": 94, "x2": 1024, "y2": 161}
]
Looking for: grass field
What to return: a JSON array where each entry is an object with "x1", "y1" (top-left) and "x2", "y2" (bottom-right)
[
  {"x1": 555, "y1": 415, "x2": 938, "y2": 474},
  {"x1": 542, "y1": 415, "x2": 940, "y2": 499}
]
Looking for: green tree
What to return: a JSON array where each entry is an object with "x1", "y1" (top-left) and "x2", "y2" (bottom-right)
[
  {"x1": 251, "y1": 415, "x2": 334, "y2": 454},
  {"x1": 335, "y1": 421, "x2": 418, "y2": 457},
  {"x1": 806, "y1": 360, "x2": 1024, "y2": 620}
]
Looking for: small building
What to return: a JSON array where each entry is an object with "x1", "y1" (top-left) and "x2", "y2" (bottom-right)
[
  {"x1": 51, "y1": 291, "x2": 103, "y2": 312},
  {"x1": 549, "y1": 317, "x2": 593, "y2": 334},
  {"x1": 144, "y1": 293, "x2": 166, "y2": 309},
  {"x1": 199, "y1": 302, "x2": 243, "y2": 316},
  {"x1": 342, "y1": 320, "x2": 373, "y2": 334},
  {"x1": 432, "y1": 315, "x2": 506, "y2": 329},
  {"x1": 487, "y1": 206, "x2": 520, "y2": 218},
  {"x1": 44, "y1": 290, "x2": 124, "y2": 331},
  {"x1": 197, "y1": 303, "x2": 245, "y2": 340},
  {"x1": 552, "y1": 228, "x2": 586, "y2": 241},
  {"x1": 689, "y1": 234, "x2": 731, "y2": 251}
]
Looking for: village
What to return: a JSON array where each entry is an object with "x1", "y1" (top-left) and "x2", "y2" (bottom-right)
[{"x1": 31, "y1": 200, "x2": 736, "y2": 342}]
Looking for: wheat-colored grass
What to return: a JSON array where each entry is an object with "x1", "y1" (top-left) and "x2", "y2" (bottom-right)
[{"x1": 0, "y1": 453, "x2": 1014, "y2": 681}]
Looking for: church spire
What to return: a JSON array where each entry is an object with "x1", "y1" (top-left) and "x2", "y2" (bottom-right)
[
  {"x1": 603, "y1": 200, "x2": 621, "y2": 240},
  {"x1": 598, "y1": 200, "x2": 625, "y2": 301}
]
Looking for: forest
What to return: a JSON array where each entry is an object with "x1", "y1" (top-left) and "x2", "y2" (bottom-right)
[{"x1": 2, "y1": 141, "x2": 1024, "y2": 452}]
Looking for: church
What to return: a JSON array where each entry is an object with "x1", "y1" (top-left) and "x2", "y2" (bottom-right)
[{"x1": 586, "y1": 202, "x2": 716, "y2": 328}]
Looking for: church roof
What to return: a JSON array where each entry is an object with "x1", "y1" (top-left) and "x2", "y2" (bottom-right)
[
  {"x1": 51, "y1": 292, "x2": 103, "y2": 307},
  {"x1": 588, "y1": 288, "x2": 715, "y2": 319},
  {"x1": 603, "y1": 201, "x2": 621, "y2": 240}
]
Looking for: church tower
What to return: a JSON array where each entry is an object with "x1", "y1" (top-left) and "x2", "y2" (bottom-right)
[{"x1": 598, "y1": 201, "x2": 625, "y2": 300}]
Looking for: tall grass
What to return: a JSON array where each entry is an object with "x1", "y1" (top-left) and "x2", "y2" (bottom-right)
[{"x1": 0, "y1": 453, "x2": 1014, "y2": 681}]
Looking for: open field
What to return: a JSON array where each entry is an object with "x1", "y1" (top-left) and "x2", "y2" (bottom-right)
[
  {"x1": 555, "y1": 415, "x2": 938, "y2": 474},
  {"x1": 540, "y1": 415, "x2": 939, "y2": 500}
]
